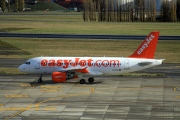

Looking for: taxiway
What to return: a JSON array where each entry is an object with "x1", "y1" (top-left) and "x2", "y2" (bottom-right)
[
  {"x1": 0, "y1": 75, "x2": 180, "y2": 119},
  {"x1": 0, "y1": 59, "x2": 180, "y2": 119}
]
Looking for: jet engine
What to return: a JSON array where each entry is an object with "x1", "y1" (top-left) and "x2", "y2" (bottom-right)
[
  {"x1": 52, "y1": 72, "x2": 66, "y2": 83},
  {"x1": 52, "y1": 72, "x2": 78, "y2": 83}
]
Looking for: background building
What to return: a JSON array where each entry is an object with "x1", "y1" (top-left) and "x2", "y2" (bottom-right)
[{"x1": 57, "y1": 0, "x2": 84, "y2": 11}]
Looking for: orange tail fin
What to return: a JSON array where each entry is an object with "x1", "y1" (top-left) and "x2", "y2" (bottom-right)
[{"x1": 129, "y1": 31, "x2": 160, "y2": 59}]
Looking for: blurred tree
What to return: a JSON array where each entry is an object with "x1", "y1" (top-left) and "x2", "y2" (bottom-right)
[
  {"x1": 177, "y1": 0, "x2": 180, "y2": 21},
  {"x1": 161, "y1": 0, "x2": 176, "y2": 22},
  {"x1": 171, "y1": 0, "x2": 177, "y2": 22},
  {"x1": 8, "y1": 0, "x2": 10, "y2": 12},
  {"x1": 83, "y1": 0, "x2": 178, "y2": 22},
  {"x1": 151, "y1": 0, "x2": 156, "y2": 21},
  {"x1": 15, "y1": 0, "x2": 18, "y2": 11},
  {"x1": 18, "y1": 0, "x2": 24, "y2": 11},
  {"x1": 105, "y1": 0, "x2": 109, "y2": 21},
  {"x1": 0, "y1": 0, "x2": 6, "y2": 12}
]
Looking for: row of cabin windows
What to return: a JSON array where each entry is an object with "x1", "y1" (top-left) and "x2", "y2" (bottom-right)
[
  {"x1": 69, "y1": 63, "x2": 121, "y2": 65},
  {"x1": 43, "y1": 62, "x2": 121, "y2": 66}
]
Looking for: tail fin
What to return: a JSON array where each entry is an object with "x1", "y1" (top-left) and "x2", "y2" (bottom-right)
[{"x1": 129, "y1": 31, "x2": 159, "y2": 59}]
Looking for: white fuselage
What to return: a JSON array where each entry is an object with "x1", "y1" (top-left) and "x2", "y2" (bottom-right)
[{"x1": 18, "y1": 57, "x2": 163, "y2": 76}]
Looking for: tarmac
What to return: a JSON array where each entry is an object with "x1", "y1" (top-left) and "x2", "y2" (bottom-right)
[
  {"x1": 0, "y1": 75, "x2": 180, "y2": 119},
  {"x1": 0, "y1": 59, "x2": 180, "y2": 119}
]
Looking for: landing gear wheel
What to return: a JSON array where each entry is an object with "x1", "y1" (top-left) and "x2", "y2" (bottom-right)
[
  {"x1": 38, "y1": 79, "x2": 42, "y2": 83},
  {"x1": 38, "y1": 74, "x2": 43, "y2": 83},
  {"x1": 88, "y1": 77, "x2": 94, "y2": 83},
  {"x1": 80, "y1": 79, "x2": 86, "y2": 84}
]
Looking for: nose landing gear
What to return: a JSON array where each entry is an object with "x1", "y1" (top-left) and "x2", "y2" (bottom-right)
[{"x1": 38, "y1": 74, "x2": 42, "y2": 83}]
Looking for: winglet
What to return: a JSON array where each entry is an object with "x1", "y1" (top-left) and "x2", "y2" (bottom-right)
[{"x1": 129, "y1": 31, "x2": 160, "y2": 59}]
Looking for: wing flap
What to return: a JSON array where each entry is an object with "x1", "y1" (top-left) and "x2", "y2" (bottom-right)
[
  {"x1": 56, "y1": 67, "x2": 87, "y2": 72},
  {"x1": 88, "y1": 70, "x2": 103, "y2": 75}
]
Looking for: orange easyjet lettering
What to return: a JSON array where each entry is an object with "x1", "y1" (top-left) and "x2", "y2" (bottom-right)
[
  {"x1": 41, "y1": 59, "x2": 48, "y2": 66},
  {"x1": 102, "y1": 60, "x2": 109, "y2": 67},
  {"x1": 70, "y1": 58, "x2": 80, "y2": 67},
  {"x1": 95, "y1": 60, "x2": 102, "y2": 67},
  {"x1": 80, "y1": 60, "x2": 86, "y2": 66},
  {"x1": 40, "y1": 58, "x2": 120, "y2": 68},
  {"x1": 87, "y1": 59, "x2": 93, "y2": 67},
  {"x1": 48, "y1": 59, "x2": 55, "y2": 66},
  {"x1": 110, "y1": 60, "x2": 120, "y2": 67},
  {"x1": 57, "y1": 60, "x2": 63, "y2": 66},
  {"x1": 63, "y1": 60, "x2": 69, "y2": 68}
]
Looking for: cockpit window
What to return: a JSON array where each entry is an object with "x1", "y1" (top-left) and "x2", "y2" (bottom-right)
[{"x1": 25, "y1": 62, "x2": 30, "y2": 65}]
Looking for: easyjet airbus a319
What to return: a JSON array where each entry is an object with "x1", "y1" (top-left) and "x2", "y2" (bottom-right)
[{"x1": 18, "y1": 31, "x2": 164, "y2": 84}]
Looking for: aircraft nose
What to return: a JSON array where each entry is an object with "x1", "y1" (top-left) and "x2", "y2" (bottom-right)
[{"x1": 18, "y1": 64, "x2": 25, "y2": 72}]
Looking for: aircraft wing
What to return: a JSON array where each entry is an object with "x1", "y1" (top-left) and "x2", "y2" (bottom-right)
[
  {"x1": 88, "y1": 70, "x2": 103, "y2": 75},
  {"x1": 56, "y1": 67, "x2": 103, "y2": 75}
]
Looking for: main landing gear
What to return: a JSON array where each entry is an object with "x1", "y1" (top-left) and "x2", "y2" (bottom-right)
[
  {"x1": 88, "y1": 77, "x2": 94, "y2": 83},
  {"x1": 79, "y1": 77, "x2": 94, "y2": 84},
  {"x1": 80, "y1": 79, "x2": 86, "y2": 84},
  {"x1": 38, "y1": 74, "x2": 42, "y2": 83}
]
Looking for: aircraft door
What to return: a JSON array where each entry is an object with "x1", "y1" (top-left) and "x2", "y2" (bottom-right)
[
  {"x1": 124, "y1": 59, "x2": 129, "y2": 69},
  {"x1": 35, "y1": 62, "x2": 40, "y2": 69}
]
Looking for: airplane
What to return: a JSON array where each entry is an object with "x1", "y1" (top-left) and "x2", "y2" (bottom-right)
[{"x1": 18, "y1": 31, "x2": 164, "y2": 84}]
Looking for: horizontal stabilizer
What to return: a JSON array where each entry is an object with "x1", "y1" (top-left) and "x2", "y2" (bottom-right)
[{"x1": 138, "y1": 62, "x2": 152, "y2": 66}]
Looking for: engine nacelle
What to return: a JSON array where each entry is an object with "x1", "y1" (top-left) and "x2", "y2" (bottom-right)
[{"x1": 52, "y1": 72, "x2": 66, "y2": 83}]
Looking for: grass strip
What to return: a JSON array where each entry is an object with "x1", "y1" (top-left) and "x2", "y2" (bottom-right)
[
  {"x1": 0, "y1": 38, "x2": 180, "y2": 63},
  {"x1": 0, "y1": 13, "x2": 180, "y2": 35},
  {"x1": 0, "y1": 67, "x2": 23, "y2": 75}
]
